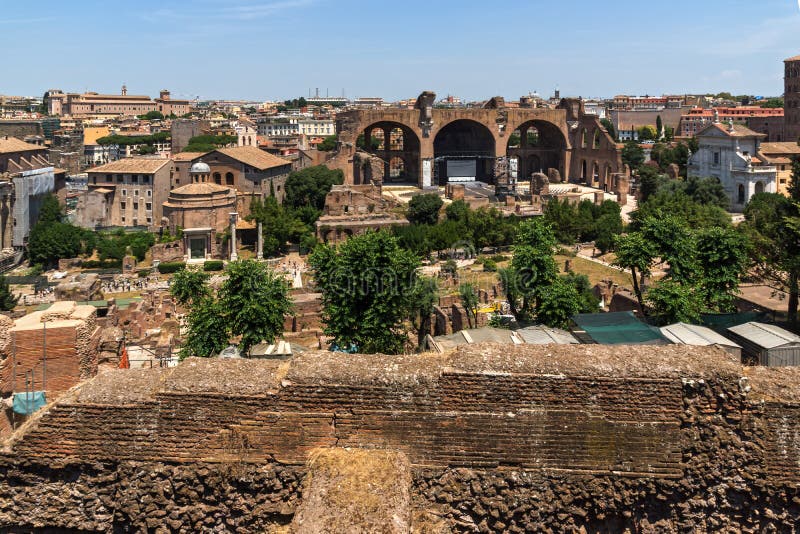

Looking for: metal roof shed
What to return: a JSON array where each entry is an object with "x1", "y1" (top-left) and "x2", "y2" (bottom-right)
[
  {"x1": 726, "y1": 322, "x2": 800, "y2": 367},
  {"x1": 660, "y1": 322, "x2": 742, "y2": 359},
  {"x1": 571, "y1": 312, "x2": 669, "y2": 345}
]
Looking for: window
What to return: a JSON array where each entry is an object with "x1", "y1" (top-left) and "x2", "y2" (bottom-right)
[
  {"x1": 713, "y1": 152, "x2": 720, "y2": 165},
  {"x1": 122, "y1": 189, "x2": 127, "y2": 196},
  {"x1": 133, "y1": 202, "x2": 139, "y2": 211},
  {"x1": 121, "y1": 215, "x2": 126, "y2": 222},
  {"x1": 145, "y1": 202, "x2": 152, "y2": 211},
  {"x1": 107, "y1": 174, "x2": 113, "y2": 181},
  {"x1": 120, "y1": 202, "x2": 126, "y2": 210},
  {"x1": 143, "y1": 175, "x2": 150, "y2": 184},
  {"x1": 134, "y1": 190, "x2": 139, "y2": 197},
  {"x1": 117, "y1": 175, "x2": 123, "y2": 183},
  {"x1": 132, "y1": 175, "x2": 139, "y2": 184},
  {"x1": 147, "y1": 190, "x2": 152, "y2": 197}
]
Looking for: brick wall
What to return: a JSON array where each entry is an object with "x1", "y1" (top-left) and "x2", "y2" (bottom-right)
[
  {"x1": 5, "y1": 345, "x2": 800, "y2": 531},
  {"x1": 1, "y1": 326, "x2": 82, "y2": 395}
]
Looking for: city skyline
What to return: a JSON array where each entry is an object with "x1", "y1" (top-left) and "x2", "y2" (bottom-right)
[{"x1": 2, "y1": 0, "x2": 800, "y2": 101}]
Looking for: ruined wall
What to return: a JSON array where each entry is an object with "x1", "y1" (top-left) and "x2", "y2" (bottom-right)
[{"x1": 2, "y1": 345, "x2": 800, "y2": 531}]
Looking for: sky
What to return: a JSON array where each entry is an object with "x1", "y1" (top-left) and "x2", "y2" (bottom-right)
[{"x1": 2, "y1": 0, "x2": 800, "y2": 102}]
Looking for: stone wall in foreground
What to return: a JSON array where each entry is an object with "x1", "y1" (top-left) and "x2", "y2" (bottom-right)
[{"x1": 1, "y1": 344, "x2": 800, "y2": 532}]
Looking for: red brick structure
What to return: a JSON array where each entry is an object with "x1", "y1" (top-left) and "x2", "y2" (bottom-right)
[
  {"x1": 2, "y1": 344, "x2": 800, "y2": 530},
  {"x1": 328, "y1": 92, "x2": 623, "y2": 189},
  {"x1": 0, "y1": 301, "x2": 100, "y2": 437}
]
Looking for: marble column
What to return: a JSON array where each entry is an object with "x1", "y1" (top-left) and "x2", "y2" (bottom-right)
[
  {"x1": 229, "y1": 212, "x2": 238, "y2": 261},
  {"x1": 257, "y1": 222, "x2": 263, "y2": 260}
]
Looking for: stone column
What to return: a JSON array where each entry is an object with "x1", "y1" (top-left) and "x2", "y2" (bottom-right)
[
  {"x1": 383, "y1": 128, "x2": 393, "y2": 151},
  {"x1": 364, "y1": 127, "x2": 373, "y2": 149},
  {"x1": 4, "y1": 194, "x2": 13, "y2": 250},
  {"x1": 257, "y1": 222, "x2": 263, "y2": 260},
  {"x1": 229, "y1": 212, "x2": 238, "y2": 261}
]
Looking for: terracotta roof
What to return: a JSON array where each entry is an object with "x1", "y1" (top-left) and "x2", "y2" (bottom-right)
[
  {"x1": 214, "y1": 146, "x2": 291, "y2": 170},
  {"x1": 169, "y1": 182, "x2": 232, "y2": 195},
  {"x1": 785, "y1": 55, "x2": 800, "y2": 62},
  {"x1": 759, "y1": 142, "x2": 800, "y2": 156},
  {"x1": 87, "y1": 158, "x2": 172, "y2": 174},
  {"x1": 696, "y1": 122, "x2": 765, "y2": 138},
  {"x1": 0, "y1": 137, "x2": 44, "y2": 154},
  {"x1": 172, "y1": 151, "x2": 208, "y2": 162}
]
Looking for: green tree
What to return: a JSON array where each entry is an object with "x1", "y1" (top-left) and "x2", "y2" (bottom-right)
[
  {"x1": 621, "y1": 141, "x2": 645, "y2": 170},
  {"x1": 458, "y1": 283, "x2": 479, "y2": 329},
  {"x1": 694, "y1": 226, "x2": 748, "y2": 312},
  {"x1": 220, "y1": 260, "x2": 293, "y2": 354},
  {"x1": 656, "y1": 115, "x2": 663, "y2": 138},
  {"x1": 637, "y1": 125, "x2": 657, "y2": 141},
  {"x1": 536, "y1": 277, "x2": 582, "y2": 329},
  {"x1": 600, "y1": 118, "x2": 617, "y2": 141},
  {"x1": 170, "y1": 268, "x2": 211, "y2": 306},
  {"x1": 789, "y1": 157, "x2": 800, "y2": 201},
  {"x1": 317, "y1": 135, "x2": 338, "y2": 151},
  {"x1": 180, "y1": 298, "x2": 230, "y2": 359},
  {"x1": 28, "y1": 222, "x2": 90, "y2": 268},
  {"x1": 595, "y1": 212, "x2": 623, "y2": 254},
  {"x1": 38, "y1": 194, "x2": 63, "y2": 224},
  {"x1": 407, "y1": 193, "x2": 443, "y2": 226},
  {"x1": 743, "y1": 192, "x2": 800, "y2": 324},
  {"x1": 646, "y1": 280, "x2": 704, "y2": 325},
  {"x1": 409, "y1": 276, "x2": 438, "y2": 350},
  {"x1": 640, "y1": 216, "x2": 698, "y2": 284},
  {"x1": 613, "y1": 232, "x2": 657, "y2": 312},
  {"x1": 284, "y1": 165, "x2": 344, "y2": 211},
  {"x1": 182, "y1": 134, "x2": 238, "y2": 153},
  {"x1": 138, "y1": 110, "x2": 165, "y2": 120},
  {"x1": 504, "y1": 219, "x2": 558, "y2": 319},
  {"x1": 0, "y1": 275, "x2": 19, "y2": 311},
  {"x1": 309, "y1": 230, "x2": 420, "y2": 354},
  {"x1": 356, "y1": 134, "x2": 381, "y2": 150},
  {"x1": 761, "y1": 97, "x2": 784, "y2": 109},
  {"x1": 638, "y1": 166, "x2": 666, "y2": 203},
  {"x1": 445, "y1": 199, "x2": 470, "y2": 224}
]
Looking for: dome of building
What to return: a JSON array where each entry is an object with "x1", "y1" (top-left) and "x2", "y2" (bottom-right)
[{"x1": 190, "y1": 160, "x2": 211, "y2": 174}]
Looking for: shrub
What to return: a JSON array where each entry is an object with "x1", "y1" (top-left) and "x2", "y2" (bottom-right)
[
  {"x1": 136, "y1": 269, "x2": 151, "y2": 278},
  {"x1": 81, "y1": 259, "x2": 122, "y2": 269},
  {"x1": 483, "y1": 259, "x2": 498, "y2": 272},
  {"x1": 157, "y1": 261, "x2": 186, "y2": 274},
  {"x1": 203, "y1": 260, "x2": 224, "y2": 272},
  {"x1": 490, "y1": 254, "x2": 509, "y2": 263}
]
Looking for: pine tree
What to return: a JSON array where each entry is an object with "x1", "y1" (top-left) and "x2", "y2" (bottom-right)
[{"x1": 0, "y1": 275, "x2": 19, "y2": 311}]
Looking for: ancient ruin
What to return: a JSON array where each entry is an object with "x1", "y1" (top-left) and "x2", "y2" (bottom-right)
[
  {"x1": 1, "y1": 343, "x2": 800, "y2": 531},
  {"x1": 327, "y1": 92, "x2": 625, "y2": 194}
]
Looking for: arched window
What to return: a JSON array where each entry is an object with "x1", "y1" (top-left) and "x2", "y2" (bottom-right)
[
  {"x1": 225, "y1": 172, "x2": 234, "y2": 185},
  {"x1": 737, "y1": 184, "x2": 745, "y2": 204},
  {"x1": 593, "y1": 130, "x2": 601, "y2": 149},
  {"x1": 755, "y1": 181, "x2": 765, "y2": 194},
  {"x1": 213, "y1": 172, "x2": 221, "y2": 185},
  {"x1": 581, "y1": 129, "x2": 588, "y2": 148}
]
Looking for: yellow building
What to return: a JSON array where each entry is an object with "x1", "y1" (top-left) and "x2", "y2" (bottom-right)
[{"x1": 759, "y1": 142, "x2": 800, "y2": 197}]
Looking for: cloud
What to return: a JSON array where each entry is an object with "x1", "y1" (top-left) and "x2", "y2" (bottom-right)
[
  {"x1": 704, "y1": 14, "x2": 800, "y2": 57},
  {"x1": 0, "y1": 17, "x2": 55, "y2": 25},
  {"x1": 142, "y1": 0, "x2": 315, "y2": 22}
]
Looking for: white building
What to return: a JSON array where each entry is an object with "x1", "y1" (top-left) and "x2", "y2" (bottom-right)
[
  {"x1": 688, "y1": 119, "x2": 777, "y2": 211},
  {"x1": 296, "y1": 119, "x2": 335, "y2": 137},
  {"x1": 233, "y1": 119, "x2": 258, "y2": 146},
  {"x1": 256, "y1": 117, "x2": 334, "y2": 138}
]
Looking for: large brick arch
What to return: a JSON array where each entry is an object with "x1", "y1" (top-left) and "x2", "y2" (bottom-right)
[{"x1": 331, "y1": 94, "x2": 594, "y2": 187}]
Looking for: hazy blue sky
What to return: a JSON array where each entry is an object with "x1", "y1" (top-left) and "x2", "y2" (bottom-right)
[{"x1": 2, "y1": 0, "x2": 800, "y2": 101}]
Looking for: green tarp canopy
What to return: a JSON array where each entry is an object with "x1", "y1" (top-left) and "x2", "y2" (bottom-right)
[{"x1": 572, "y1": 311, "x2": 669, "y2": 345}]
